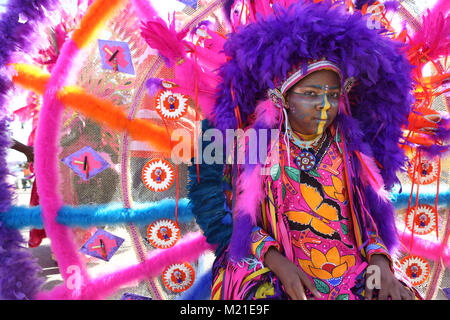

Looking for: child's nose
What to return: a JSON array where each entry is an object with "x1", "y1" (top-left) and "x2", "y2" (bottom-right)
[{"x1": 316, "y1": 93, "x2": 331, "y2": 110}]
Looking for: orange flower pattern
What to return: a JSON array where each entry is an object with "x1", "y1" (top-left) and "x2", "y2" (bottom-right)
[{"x1": 298, "y1": 247, "x2": 355, "y2": 286}]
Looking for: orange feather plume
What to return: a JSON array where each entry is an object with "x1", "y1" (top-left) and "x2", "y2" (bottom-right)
[
  {"x1": 11, "y1": 64, "x2": 174, "y2": 156},
  {"x1": 72, "y1": 0, "x2": 125, "y2": 49},
  {"x1": 58, "y1": 86, "x2": 172, "y2": 155},
  {"x1": 9, "y1": 63, "x2": 50, "y2": 95}
]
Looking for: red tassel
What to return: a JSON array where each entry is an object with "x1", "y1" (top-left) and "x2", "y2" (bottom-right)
[{"x1": 434, "y1": 158, "x2": 441, "y2": 240}]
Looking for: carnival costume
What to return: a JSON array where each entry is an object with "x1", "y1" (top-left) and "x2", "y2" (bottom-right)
[
  {"x1": 188, "y1": 1, "x2": 422, "y2": 299},
  {"x1": 1, "y1": 0, "x2": 448, "y2": 301}
]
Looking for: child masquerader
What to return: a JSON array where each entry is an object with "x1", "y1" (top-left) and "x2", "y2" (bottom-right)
[{"x1": 189, "y1": 1, "x2": 423, "y2": 300}]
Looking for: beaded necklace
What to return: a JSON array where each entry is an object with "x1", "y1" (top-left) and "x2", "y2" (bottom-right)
[{"x1": 285, "y1": 122, "x2": 332, "y2": 172}]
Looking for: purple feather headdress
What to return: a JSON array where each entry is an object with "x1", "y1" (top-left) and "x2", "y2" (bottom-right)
[
  {"x1": 213, "y1": 1, "x2": 414, "y2": 259},
  {"x1": 214, "y1": 0, "x2": 413, "y2": 188}
]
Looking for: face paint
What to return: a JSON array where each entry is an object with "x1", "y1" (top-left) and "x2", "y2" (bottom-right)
[
  {"x1": 316, "y1": 85, "x2": 331, "y2": 135},
  {"x1": 286, "y1": 70, "x2": 341, "y2": 136},
  {"x1": 288, "y1": 85, "x2": 339, "y2": 135}
]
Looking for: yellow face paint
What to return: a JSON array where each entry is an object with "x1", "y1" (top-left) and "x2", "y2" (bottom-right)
[
  {"x1": 296, "y1": 132, "x2": 321, "y2": 141},
  {"x1": 316, "y1": 86, "x2": 331, "y2": 134}
]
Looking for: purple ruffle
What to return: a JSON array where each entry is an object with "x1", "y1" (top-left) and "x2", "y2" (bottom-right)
[
  {"x1": 0, "y1": 0, "x2": 59, "y2": 300},
  {"x1": 0, "y1": 0, "x2": 58, "y2": 115},
  {"x1": 0, "y1": 118, "x2": 44, "y2": 300}
]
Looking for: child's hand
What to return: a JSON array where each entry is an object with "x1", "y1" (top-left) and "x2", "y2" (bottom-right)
[
  {"x1": 365, "y1": 254, "x2": 415, "y2": 300},
  {"x1": 264, "y1": 247, "x2": 322, "y2": 300}
]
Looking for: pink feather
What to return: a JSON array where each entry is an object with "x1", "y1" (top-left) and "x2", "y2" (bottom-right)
[
  {"x1": 203, "y1": 29, "x2": 227, "y2": 58},
  {"x1": 129, "y1": 0, "x2": 159, "y2": 22},
  {"x1": 170, "y1": 59, "x2": 220, "y2": 119},
  {"x1": 253, "y1": 99, "x2": 280, "y2": 127},
  {"x1": 140, "y1": 15, "x2": 189, "y2": 65},
  {"x1": 194, "y1": 30, "x2": 227, "y2": 71},
  {"x1": 34, "y1": 39, "x2": 91, "y2": 298},
  {"x1": 357, "y1": 151, "x2": 389, "y2": 201},
  {"x1": 409, "y1": 2, "x2": 450, "y2": 61},
  {"x1": 252, "y1": 0, "x2": 275, "y2": 19},
  {"x1": 36, "y1": 232, "x2": 212, "y2": 299},
  {"x1": 398, "y1": 227, "x2": 450, "y2": 267},
  {"x1": 235, "y1": 164, "x2": 264, "y2": 225}
]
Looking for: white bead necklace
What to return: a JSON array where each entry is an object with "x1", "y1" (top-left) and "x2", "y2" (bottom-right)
[{"x1": 285, "y1": 120, "x2": 323, "y2": 149}]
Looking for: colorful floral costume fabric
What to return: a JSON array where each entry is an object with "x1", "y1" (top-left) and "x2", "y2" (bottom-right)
[{"x1": 211, "y1": 128, "x2": 418, "y2": 300}]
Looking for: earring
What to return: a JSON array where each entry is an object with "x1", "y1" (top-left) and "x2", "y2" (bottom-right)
[
  {"x1": 343, "y1": 76, "x2": 355, "y2": 94},
  {"x1": 268, "y1": 88, "x2": 286, "y2": 109},
  {"x1": 282, "y1": 107, "x2": 291, "y2": 166}
]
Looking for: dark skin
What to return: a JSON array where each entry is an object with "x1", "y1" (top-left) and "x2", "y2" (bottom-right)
[
  {"x1": 286, "y1": 69, "x2": 340, "y2": 138},
  {"x1": 263, "y1": 70, "x2": 415, "y2": 300},
  {"x1": 11, "y1": 139, "x2": 34, "y2": 163}
]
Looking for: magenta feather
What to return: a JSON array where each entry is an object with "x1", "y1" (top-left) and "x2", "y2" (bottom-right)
[
  {"x1": 35, "y1": 232, "x2": 212, "y2": 299},
  {"x1": 170, "y1": 59, "x2": 219, "y2": 118},
  {"x1": 253, "y1": 0, "x2": 276, "y2": 19},
  {"x1": 140, "y1": 15, "x2": 189, "y2": 66},
  {"x1": 130, "y1": 0, "x2": 159, "y2": 22},
  {"x1": 194, "y1": 30, "x2": 227, "y2": 71},
  {"x1": 398, "y1": 227, "x2": 450, "y2": 267},
  {"x1": 409, "y1": 2, "x2": 450, "y2": 61}
]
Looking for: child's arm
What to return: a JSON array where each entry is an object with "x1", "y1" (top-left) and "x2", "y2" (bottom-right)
[
  {"x1": 366, "y1": 253, "x2": 415, "y2": 300},
  {"x1": 365, "y1": 232, "x2": 394, "y2": 272},
  {"x1": 250, "y1": 226, "x2": 280, "y2": 263}
]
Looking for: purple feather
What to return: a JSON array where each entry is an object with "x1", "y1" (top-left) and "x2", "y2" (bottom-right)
[
  {"x1": 0, "y1": 118, "x2": 44, "y2": 300},
  {"x1": 412, "y1": 116, "x2": 450, "y2": 158},
  {"x1": 145, "y1": 78, "x2": 163, "y2": 96},
  {"x1": 363, "y1": 185, "x2": 399, "y2": 252},
  {"x1": 0, "y1": 0, "x2": 58, "y2": 300},
  {"x1": 228, "y1": 213, "x2": 252, "y2": 260}
]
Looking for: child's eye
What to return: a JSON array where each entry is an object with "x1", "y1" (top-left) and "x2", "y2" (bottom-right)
[
  {"x1": 303, "y1": 91, "x2": 317, "y2": 96},
  {"x1": 329, "y1": 92, "x2": 340, "y2": 99}
]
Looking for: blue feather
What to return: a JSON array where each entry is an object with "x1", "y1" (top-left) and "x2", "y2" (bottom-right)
[
  {"x1": 176, "y1": 269, "x2": 212, "y2": 300},
  {"x1": 1, "y1": 198, "x2": 194, "y2": 229},
  {"x1": 391, "y1": 189, "x2": 450, "y2": 209},
  {"x1": 187, "y1": 120, "x2": 232, "y2": 255}
]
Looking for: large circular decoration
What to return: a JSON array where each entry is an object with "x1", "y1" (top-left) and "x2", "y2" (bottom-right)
[
  {"x1": 142, "y1": 158, "x2": 175, "y2": 192},
  {"x1": 407, "y1": 154, "x2": 439, "y2": 185},
  {"x1": 295, "y1": 150, "x2": 317, "y2": 171},
  {"x1": 399, "y1": 255, "x2": 430, "y2": 286},
  {"x1": 162, "y1": 262, "x2": 195, "y2": 293},
  {"x1": 155, "y1": 89, "x2": 189, "y2": 120},
  {"x1": 405, "y1": 204, "x2": 437, "y2": 235},
  {"x1": 147, "y1": 219, "x2": 181, "y2": 249}
]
